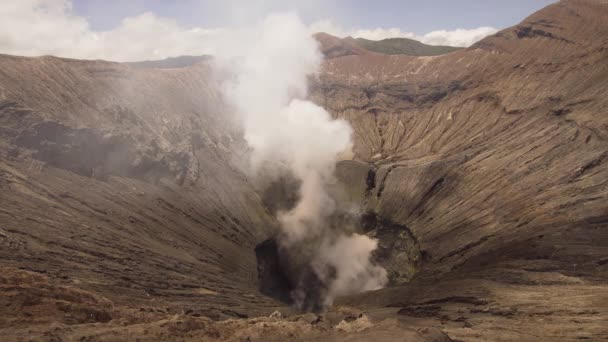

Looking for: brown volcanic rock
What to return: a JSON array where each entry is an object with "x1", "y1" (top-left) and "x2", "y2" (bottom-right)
[
  {"x1": 316, "y1": 0, "x2": 608, "y2": 258},
  {"x1": 0, "y1": 55, "x2": 281, "y2": 319},
  {"x1": 314, "y1": 0, "x2": 608, "y2": 340},
  {"x1": 314, "y1": 0, "x2": 608, "y2": 273},
  {"x1": 0, "y1": 0, "x2": 608, "y2": 340}
]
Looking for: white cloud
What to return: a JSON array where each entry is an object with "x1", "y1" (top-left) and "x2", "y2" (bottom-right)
[
  {"x1": 0, "y1": 0, "x2": 498, "y2": 62},
  {"x1": 96, "y1": 13, "x2": 225, "y2": 61},
  {"x1": 420, "y1": 27, "x2": 498, "y2": 47},
  {"x1": 0, "y1": 0, "x2": 92, "y2": 57},
  {"x1": 352, "y1": 28, "x2": 417, "y2": 41},
  {"x1": 0, "y1": 0, "x2": 224, "y2": 61}
]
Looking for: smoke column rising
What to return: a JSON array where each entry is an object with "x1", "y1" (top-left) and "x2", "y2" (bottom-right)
[{"x1": 216, "y1": 12, "x2": 387, "y2": 309}]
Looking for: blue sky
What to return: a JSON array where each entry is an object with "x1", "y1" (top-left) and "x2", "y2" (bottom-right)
[{"x1": 73, "y1": 0, "x2": 557, "y2": 34}]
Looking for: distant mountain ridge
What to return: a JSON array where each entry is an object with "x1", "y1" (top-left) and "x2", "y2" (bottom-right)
[
  {"x1": 125, "y1": 36, "x2": 460, "y2": 69},
  {"x1": 126, "y1": 55, "x2": 211, "y2": 69},
  {"x1": 313, "y1": 32, "x2": 462, "y2": 58},
  {"x1": 350, "y1": 36, "x2": 462, "y2": 56}
]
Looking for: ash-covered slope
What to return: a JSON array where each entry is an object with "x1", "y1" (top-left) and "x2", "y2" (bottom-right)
[
  {"x1": 0, "y1": 55, "x2": 280, "y2": 321},
  {"x1": 315, "y1": 0, "x2": 608, "y2": 273},
  {"x1": 313, "y1": 0, "x2": 608, "y2": 340},
  {"x1": 0, "y1": 0, "x2": 607, "y2": 340}
]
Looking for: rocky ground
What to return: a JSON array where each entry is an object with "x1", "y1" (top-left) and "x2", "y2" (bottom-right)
[
  {"x1": 1, "y1": 267, "x2": 454, "y2": 341},
  {"x1": 1, "y1": 0, "x2": 607, "y2": 340}
]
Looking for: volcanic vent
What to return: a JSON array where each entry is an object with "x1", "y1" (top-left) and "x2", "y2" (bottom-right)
[
  {"x1": 255, "y1": 237, "x2": 292, "y2": 304},
  {"x1": 253, "y1": 162, "x2": 423, "y2": 311}
]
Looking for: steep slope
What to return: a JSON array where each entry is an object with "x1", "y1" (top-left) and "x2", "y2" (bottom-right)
[
  {"x1": 0, "y1": 55, "x2": 280, "y2": 319},
  {"x1": 312, "y1": 0, "x2": 608, "y2": 340},
  {"x1": 0, "y1": 0, "x2": 607, "y2": 341}
]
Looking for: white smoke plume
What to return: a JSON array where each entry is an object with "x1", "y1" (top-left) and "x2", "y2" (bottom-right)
[
  {"x1": 215, "y1": 12, "x2": 387, "y2": 309},
  {"x1": 314, "y1": 234, "x2": 388, "y2": 308}
]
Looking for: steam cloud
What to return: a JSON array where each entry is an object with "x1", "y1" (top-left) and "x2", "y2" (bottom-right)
[{"x1": 215, "y1": 13, "x2": 387, "y2": 309}]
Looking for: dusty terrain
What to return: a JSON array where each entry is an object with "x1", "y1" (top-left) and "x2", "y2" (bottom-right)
[{"x1": 1, "y1": 0, "x2": 607, "y2": 340}]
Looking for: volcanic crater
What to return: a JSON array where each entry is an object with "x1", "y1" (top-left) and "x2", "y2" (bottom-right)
[{"x1": 1, "y1": 1, "x2": 608, "y2": 341}]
